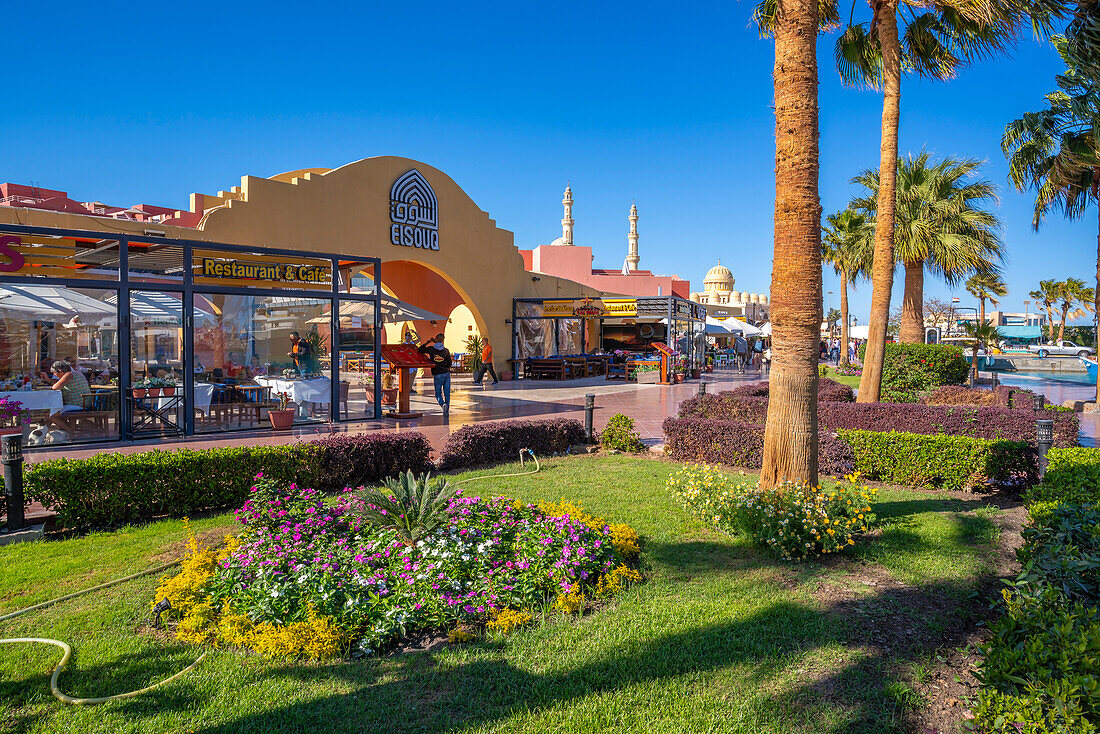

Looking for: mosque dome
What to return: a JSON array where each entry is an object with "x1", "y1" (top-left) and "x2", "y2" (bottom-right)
[{"x1": 703, "y1": 261, "x2": 735, "y2": 293}]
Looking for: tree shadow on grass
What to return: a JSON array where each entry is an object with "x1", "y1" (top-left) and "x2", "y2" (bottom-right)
[
  {"x1": 183, "y1": 577, "x2": 988, "y2": 734},
  {"x1": 870, "y1": 497, "x2": 1000, "y2": 522}
]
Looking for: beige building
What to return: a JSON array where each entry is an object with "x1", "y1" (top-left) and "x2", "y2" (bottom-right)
[{"x1": 689, "y1": 262, "x2": 770, "y2": 322}]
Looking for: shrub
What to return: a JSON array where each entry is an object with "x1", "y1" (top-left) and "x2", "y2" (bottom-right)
[
  {"x1": 355, "y1": 471, "x2": 460, "y2": 545},
  {"x1": 439, "y1": 418, "x2": 587, "y2": 468},
  {"x1": 857, "y1": 342, "x2": 969, "y2": 401},
  {"x1": 26, "y1": 433, "x2": 435, "y2": 529},
  {"x1": 1016, "y1": 503, "x2": 1100, "y2": 605},
  {"x1": 839, "y1": 430, "x2": 1035, "y2": 491},
  {"x1": 312, "y1": 433, "x2": 433, "y2": 492},
  {"x1": 662, "y1": 417, "x2": 855, "y2": 477},
  {"x1": 666, "y1": 464, "x2": 877, "y2": 561},
  {"x1": 921, "y1": 384, "x2": 1037, "y2": 409},
  {"x1": 27, "y1": 444, "x2": 321, "y2": 529},
  {"x1": 974, "y1": 586, "x2": 1100, "y2": 732},
  {"x1": 677, "y1": 394, "x2": 1079, "y2": 449},
  {"x1": 600, "y1": 413, "x2": 647, "y2": 453},
  {"x1": 1027, "y1": 448, "x2": 1100, "y2": 506},
  {"x1": 723, "y1": 378, "x2": 855, "y2": 402}
]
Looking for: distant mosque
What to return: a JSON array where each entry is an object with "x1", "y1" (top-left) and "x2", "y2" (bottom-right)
[
  {"x1": 690, "y1": 260, "x2": 770, "y2": 323},
  {"x1": 519, "y1": 185, "x2": 689, "y2": 299}
]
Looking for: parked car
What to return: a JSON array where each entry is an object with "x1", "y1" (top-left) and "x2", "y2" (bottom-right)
[{"x1": 1027, "y1": 340, "x2": 1095, "y2": 358}]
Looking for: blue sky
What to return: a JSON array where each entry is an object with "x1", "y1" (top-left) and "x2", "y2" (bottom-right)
[{"x1": 2, "y1": 1, "x2": 1094, "y2": 324}]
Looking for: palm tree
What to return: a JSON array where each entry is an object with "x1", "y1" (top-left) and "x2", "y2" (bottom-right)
[
  {"x1": 759, "y1": 0, "x2": 823, "y2": 489},
  {"x1": 1029, "y1": 279, "x2": 1062, "y2": 342},
  {"x1": 822, "y1": 209, "x2": 873, "y2": 364},
  {"x1": 1056, "y1": 277, "x2": 1095, "y2": 342},
  {"x1": 962, "y1": 321, "x2": 1002, "y2": 384},
  {"x1": 966, "y1": 270, "x2": 1008, "y2": 328},
  {"x1": 1005, "y1": 36, "x2": 1100, "y2": 397},
  {"x1": 851, "y1": 153, "x2": 1004, "y2": 343},
  {"x1": 825, "y1": 307, "x2": 842, "y2": 338},
  {"x1": 754, "y1": 0, "x2": 1061, "y2": 404}
]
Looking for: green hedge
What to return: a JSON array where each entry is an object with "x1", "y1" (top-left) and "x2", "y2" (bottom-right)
[
  {"x1": 839, "y1": 430, "x2": 1035, "y2": 491},
  {"x1": 26, "y1": 445, "x2": 322, "y2": 529},
  {"x1": 856, "y1": 342, "x2": 969, "y2": 402},
  {"x1": 1027, "y1": 447, "x2": 1100, "y2": 506}
]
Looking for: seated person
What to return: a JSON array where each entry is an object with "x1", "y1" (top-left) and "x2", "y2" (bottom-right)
[{"x1": 47, "y1": 361, "x2": 92, "y2": 431}]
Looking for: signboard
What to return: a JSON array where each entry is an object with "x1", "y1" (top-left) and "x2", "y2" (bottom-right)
[
  {"x1": 541, "y1": 300, "x2": 575, "y2": 317},
  {"x1": 200, "y1": 259, "x2": 328, "y2": 284},
  {"x1": 0, "y1": 235, "x2": 26, "y2": 272},
  {"x1": 380, "y1": 344, "x2": 434, "y2": 369},
  {"x1": 573, "y1": 297, "x2": 604, "y2": 317},
  {"x1": 390, "y1": 169, "x2": 440, "y2": 251},
  {"x1": 602, "y1": 299, "x2": 637, "y2": 317},
  {"x1": 635, "y1": 298, "x2": 668, "y2": 316}
]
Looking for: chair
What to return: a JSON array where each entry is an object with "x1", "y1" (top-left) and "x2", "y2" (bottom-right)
[
  {"x1": 73, "y1": 391, "x2": 118, "y2": 439},
  {"x1": 339, "y1": 380, "x2": 350, "y2": 419}
]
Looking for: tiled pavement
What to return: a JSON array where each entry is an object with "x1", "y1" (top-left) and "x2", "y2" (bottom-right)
[{"x1": 8, "y1": 366, "x2": 769, "y2": 524}]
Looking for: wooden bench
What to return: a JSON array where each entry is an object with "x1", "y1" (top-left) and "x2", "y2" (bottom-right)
[
  {"x1": 526, "y1": 358, "x2": 568, "y2": 380},
  {"x1": 606, "y1": 363, "x2": 628, "y2": 380}
]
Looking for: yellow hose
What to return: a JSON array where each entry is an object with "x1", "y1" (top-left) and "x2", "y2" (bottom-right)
[{"x1": 0, "y1": 451, "x2": 541, "y2": 705}]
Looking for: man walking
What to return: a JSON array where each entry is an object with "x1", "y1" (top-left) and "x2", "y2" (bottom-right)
[
  {"x1": 733, "y1": 334, "x2": 749, "y2": 374},
  {"x1": 473, "y1": 338, "x2": 499, "y2": 385},
  {"x1": 418, "y1": 333, "x2": 452, "y2": 418}
]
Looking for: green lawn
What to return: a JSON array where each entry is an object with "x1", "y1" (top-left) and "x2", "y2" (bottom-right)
[
  {"x1": 822, "y1": 370, "x2": 862, "y2": 389},
  {"x1": 0, "y1": 455, "x2": 1006, "y2": 733}
]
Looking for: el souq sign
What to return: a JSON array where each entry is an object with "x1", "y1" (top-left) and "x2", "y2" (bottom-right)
[{"x1": 390, "y1": 169, "x2": 440, "y2": 250}]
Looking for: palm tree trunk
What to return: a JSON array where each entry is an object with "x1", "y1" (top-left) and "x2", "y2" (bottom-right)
[
  {"x1": 1059, "y1": 307, "x2": 1068, "y2": 343},
  {"x1": 857, "y1": 0, "x2": 901, "y2": 403},
  {"x1": 840, "y1": 272, "x2": 850, "y2": 366},
  {"x1": 760, "y1": 0, "x2": 821, "y2": 489},
  {"x1": 899, "y1": 260, "x2": 925, "y2": 343},
  {"x1": 979, "y1": 297, "x2": 986, "y2": 327}
]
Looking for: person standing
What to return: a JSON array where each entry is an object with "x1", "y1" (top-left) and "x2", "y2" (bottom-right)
[
  {"x1": 403, "y1": 331, "x2": 420, "y2": 393},
  {"x1": 473, "y1": 338, "x2": 499, "y2": 385},
  {"x1": 418, "y1": 333, "x2": 452, "y2": 418},
  {"x1": 829, "y1": 338, "x2": 841, "y2": 365},
  {"x1": 752, "y1": 338, "x2": 763, "y2": 369},
  {"x1": 733, "y1": 334, "x2": 749, "y2": 374},
  {"x1": 287, "y1": 331, "x2": 311, "y2": 375}
]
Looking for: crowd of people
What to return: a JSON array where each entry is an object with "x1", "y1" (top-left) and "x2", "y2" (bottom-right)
[{"x1": 820, "y1": 337, "x2": 862, "y2": 365}]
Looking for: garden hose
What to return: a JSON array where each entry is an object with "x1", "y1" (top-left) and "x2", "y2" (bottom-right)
[{"x1": 0, "y1": 452, "x2": 541, "y2": 705}]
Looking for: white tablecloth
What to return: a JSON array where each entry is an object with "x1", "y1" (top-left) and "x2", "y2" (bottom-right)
[
  {"x1": 192, "y1": 384, "x2": 215, "y2": 414},
  {"x1": 0, "y1": 390, "x2": 64, "y2": 415},
  {"x1": 253, "y1": 377, "x2": 331, "y2": 405}
]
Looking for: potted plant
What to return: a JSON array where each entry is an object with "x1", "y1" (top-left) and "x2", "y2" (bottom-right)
[
  {"x1": 0, "y1": 397, "x2": 27, "y2": 437},
  {"x1": 268, "y1": 391, "x2": 295, "y2": 430},
  {"x1": 634, "y1": 364, "x2": 660, "y2": 384},
  {"x1": 705, "y1": 355, "x2": 714, "y2": 373},
  {"x1": 381, "y1": 371, "x2": 399, "y2": 406}
]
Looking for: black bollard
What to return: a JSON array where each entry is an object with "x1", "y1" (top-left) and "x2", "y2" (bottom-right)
[
  {"x1": 698, "y1": 381, "x2": 708, "y2": 396},
  {"x1": 2, "y1": 434, "x2": 24, "y2": 531},
  {"x1": 584, "y1": 394, "x2": 595, "y2": 442},
  {"x1": 1036, "y1": 419, "x2": 1054, "y2": 479}
]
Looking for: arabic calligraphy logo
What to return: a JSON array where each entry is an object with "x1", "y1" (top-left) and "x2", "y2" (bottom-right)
[{"x1": 390, "y1": 169, "x2": 439, "y2": 250}]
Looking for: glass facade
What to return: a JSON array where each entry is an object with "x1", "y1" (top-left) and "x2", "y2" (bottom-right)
[{"x1": 0, "y1": 225, "x2": 381, "y2": 448}]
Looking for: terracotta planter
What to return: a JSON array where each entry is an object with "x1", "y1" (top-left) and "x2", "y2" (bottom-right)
[
  {"x1": 691, "y1": 369, "x2": 701, "y2": 379},
  {"x1": 161, "y1": 386, "x2": 176, "y2": 397},
  {"x1": 269, "y1": 409, "x2": 296, "y2": 430},
  {"x1": 674, "y1": 373, "x2": 685, "y2": 384},
  {"x1": 132, "y1": 388, "x2": 148, "y2": 398},
  {"x1": 381, "y1": 388, "x2": 399, "y2": 406},
  {"x1": 501, "y1": 371, "x2": 513, "y2": 381},
  {"x1": 147, "y1": 388, "x2": 162, "y2": 398}
]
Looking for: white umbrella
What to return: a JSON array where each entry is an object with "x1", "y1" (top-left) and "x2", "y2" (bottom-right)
[
  {"x1": 759, "y1": 322, "x2": 772, "y2": 337},
  {"x1": 849, "y1": 324, "x2": 869, "y2": 340},
  {"x1": 721, "y1": 317, "x2": 763, "y2": 337},
  {"x1": 0, "y1": 285, "x2": 115, "y2": 317},
  {"x1": 308, "y1": 295, "x2": 447, "y2": 325},
  {"x1": 705, "y1": 316, "x2": 734, "y2": 335}
]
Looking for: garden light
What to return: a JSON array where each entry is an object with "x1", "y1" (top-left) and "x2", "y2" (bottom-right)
[
  {"x1": 1, "y1": 433, "x2": 24, "y2": 531},
  {"x1": 1033, "y1": 393, "x2": 1045, "y2": 411},
  {"x1": 699, "y1": 381, "x2": 708, "y2": 396},
  {"x1": 585, "y1": 393, "x2": 595, "y2": 442},
  {"x1": 1036, "y1": 419, "x2": 1054, "y2": 478}
]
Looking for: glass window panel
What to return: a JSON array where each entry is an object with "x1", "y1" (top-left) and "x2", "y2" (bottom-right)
[
  {"x1": 339, "y1": 261, "x2": 378, "y2": 295},
  {"x1": 194, "y1": 294, "x2": 331, "y2": 432},
  {"x1": 128, "y1": 291, "x2": 184, "y2": 439},
  {"x1": 128, "y1": 240, "x2": 185, "y2": 284},
  {"x1": 337, "y1": 300, "x2": 377, "y2": 420},
  {"x1": 0, "y1": 285, "x2": 120, "y2": 445},
  {"x1": 557, "y1": 319, "x2": 582, "y2": 355},
  {"x1": 515, "y1": 318, "x2": 555, "y2": 359},
  {"x1": 0, "y1": 230, "x2": 120, "y2": 281}
]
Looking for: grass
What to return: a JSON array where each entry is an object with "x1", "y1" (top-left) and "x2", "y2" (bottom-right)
[
  {"x1": 822, "y1": 369, "x2": 862, "y2": 389},
  {"x1": 0, "y1": 455, "x2": 1006, "y2": 733}
]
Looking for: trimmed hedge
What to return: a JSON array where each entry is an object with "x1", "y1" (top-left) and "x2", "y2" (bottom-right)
[
  {"x1": 839, "y1": 430, "x2": 1035, "y2": 490},
  {"x1": 1026, "y1": 447, "x2": 1100, "y2": 506},
  {"x1": 661, "y1": 417, "x2": 855, "y2": 477},
  {"x1": 856, "y1": 342, "x2": 969, "y2": 402},
  {"x1": 921, "y1": 384, "x2": 1038, "y2": 409},
  {"x1": 678, "y1": 393, "x2": 1079, "y2": 448},
  {"x1": 439, "y1": 417, "x2": 587, "y2": 469},
  {"x1": 724, "y1": 378, "x2": 855, "y2": 402},
  {"x1": 26, "y1": 433, "x2": 435, "y2": 529}
]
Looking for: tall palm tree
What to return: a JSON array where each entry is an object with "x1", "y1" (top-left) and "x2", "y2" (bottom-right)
[
  {"x1": 1005, "y1": 35, "x2": 1100, "y2": 397},
  {"x1": 851, "y1": 153, "x2": 1005, "y2": 343},
  {"x1": 1029, "y1": 279, "x2": 1062, "y2": 342},
  {"x1": 755, "y1": 0, "x2": 1062, "y2": 403},
  {"x1": 962, "y1": 321, "x2": 1002, "y2": 384},
  {"x1": 822, "y1": 209, "x2": 873, "y2": 364},
  {"x1": 1056, "y1": 277, "x2": 1094, "y2": 342},
  {"x1": 759, "y1": 0, "x2": 823, "y2": 489},
  {"x1": 966, "y1": 270, "x2": 1008, "y2": 328}
]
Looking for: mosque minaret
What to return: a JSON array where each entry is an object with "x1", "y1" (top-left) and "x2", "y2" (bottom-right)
[
  {"x1": 624, "y1": 203, "x2": 640, "y2": 272},
  {"x1": 560, "y1": 185, "x2": 574, "y2": 246}
]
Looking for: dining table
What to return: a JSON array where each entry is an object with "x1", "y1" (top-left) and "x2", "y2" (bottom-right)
[
  {"x1": 253, "y1": 376, "x2": 331, "y2": 417},
  {"x1": 0, "y1": 389, "x2": 64, "y2": 415}
]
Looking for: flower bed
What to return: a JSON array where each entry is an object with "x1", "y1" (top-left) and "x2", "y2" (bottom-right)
[
  {"x1": 666, "y1": 464, "x2": 877, "y2": 561},
  {"x1": 154, "y1": 473, "x2": 642, "y2": 658}
]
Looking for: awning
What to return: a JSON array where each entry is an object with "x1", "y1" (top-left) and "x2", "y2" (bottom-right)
[
  {"x1": 0, "y1": 285, "x2": 115, "y2": 318},
  {"x1": 997, "y1": 325, "x2": 1042, "y2": 339},
  {"x1": 309, "y1": 296, "x2": 447, "y2": 325},
  {"x1": 705, "y1": 316, "x2": 734, "y2": 335},
  {"x1": 721, "y1": 317, "x2": 763, "y2": 337}
]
